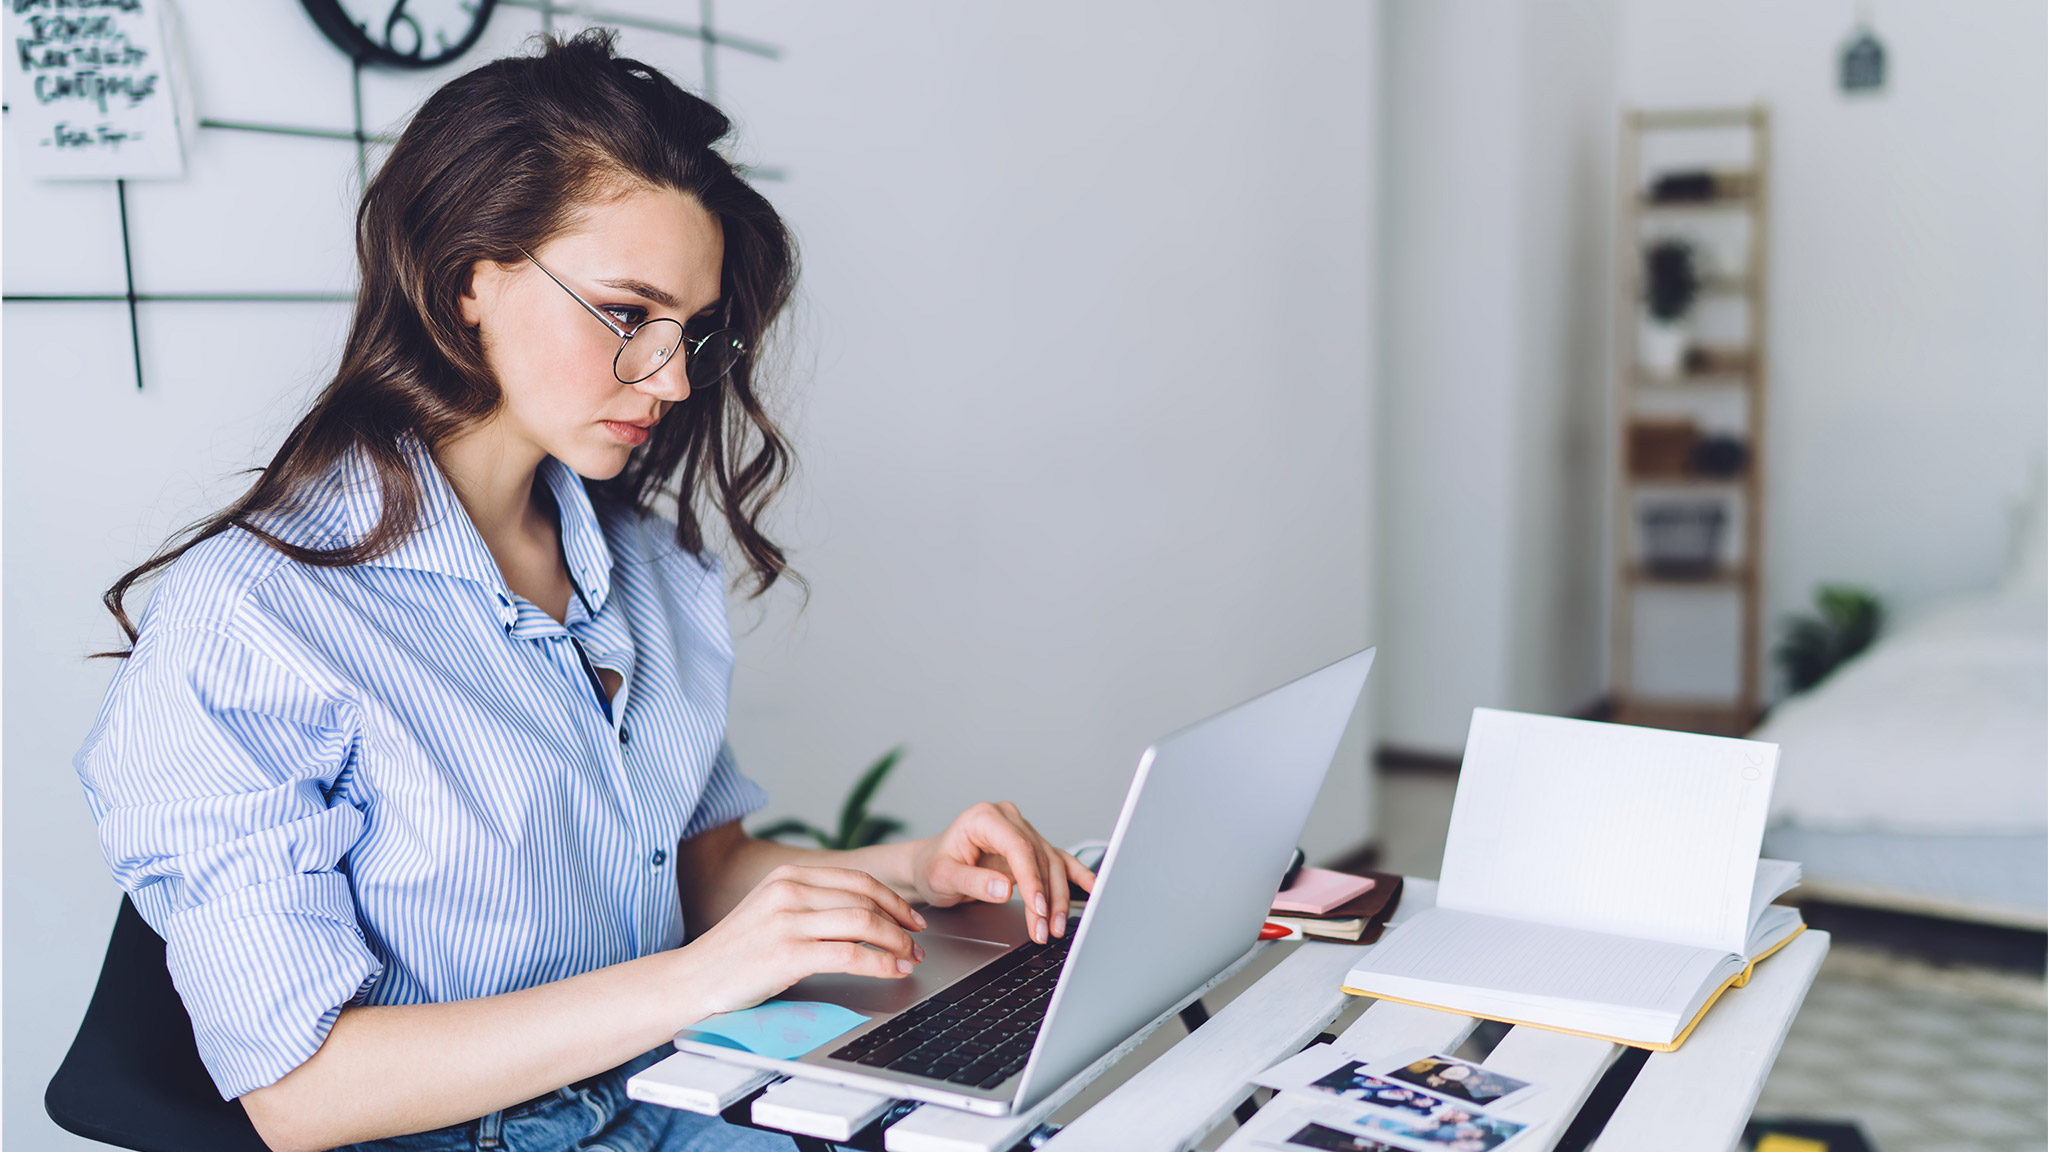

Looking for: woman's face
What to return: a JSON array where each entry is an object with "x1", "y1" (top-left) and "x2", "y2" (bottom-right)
[{"x1": 460, "y1": 182, "x2": 725, "y2": 481}]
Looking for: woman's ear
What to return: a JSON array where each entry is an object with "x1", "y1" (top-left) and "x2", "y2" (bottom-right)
[{"x1": 459, "y1": 258, "x2": 505, "y2": 328}]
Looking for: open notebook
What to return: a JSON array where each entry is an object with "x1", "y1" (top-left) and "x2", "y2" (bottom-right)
[{"x1": 1342, "y1": 709, "x2": 1804, "y2": 1050}]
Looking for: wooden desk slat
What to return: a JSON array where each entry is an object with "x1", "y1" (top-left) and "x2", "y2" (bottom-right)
[
  {"x1": 885, "y1": 939, "x2": 1279, "y2": 1152},
  {"x1": 751, "y1": 1077, "x2": 894, "y2": 1142},
  {"x1": 1484, "y1": 1027, "x2": 1624, "y2": 1150},
  {"x1": 1041, "y1": 942, "x2": 1359, "y2": 1152},
  {"x1": 1332, "y1": 998, "x2": 1483, "y2": 1063},
  {"x1": 1591, "y1": 930, "x2": 1829, "y2": 1152}
]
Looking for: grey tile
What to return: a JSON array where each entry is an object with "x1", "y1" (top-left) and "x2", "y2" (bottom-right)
[
  {"x1": 1935, "y1": 1101, "x2": 2043, "y2": 1140},
  {"x1": 1957, "y1": 1068, "x2": 2048, "y2": 1105}
]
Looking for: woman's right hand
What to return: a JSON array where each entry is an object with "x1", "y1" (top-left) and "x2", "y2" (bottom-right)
[{"x1": 675, "y1": 863, "x2": 927, "y2": 1020}]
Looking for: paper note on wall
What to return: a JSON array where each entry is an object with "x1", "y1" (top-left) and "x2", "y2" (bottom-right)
[{"x1": 6, "y1": 0, "x2": 194, "y2": 179}]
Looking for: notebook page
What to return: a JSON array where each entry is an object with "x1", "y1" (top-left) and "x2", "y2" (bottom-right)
[
  {"x1": 1353, "y1": 908, "x2": 1727, "y2": 1016},
  {"x1": 1437, "y1": 709, "x2": 1778, "y2": 955},
  {"x1": 1748, "y1": 859, "x2": 1802, "y2": 936}
]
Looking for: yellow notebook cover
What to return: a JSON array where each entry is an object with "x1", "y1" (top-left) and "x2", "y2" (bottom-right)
[{"x1": 1338, "y1": 924, "x2": 1806, "y2": 1053}]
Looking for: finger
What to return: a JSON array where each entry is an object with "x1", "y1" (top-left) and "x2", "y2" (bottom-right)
[
  {"x1": 809, "y1": 939, "x2": 918, "y2": 981},
  {"x1": 764, "y1": 865, "x2": 926, "y2": 931},
  {"x1": 1001, "y1": 811, "x2": 1073, "y2": 938},
  {"x1": 1042, "y1": 839, "x2": 1071, "y2": 937},
  {"x1": 1062, "y1": 849, "x2": 1097, "y2": 894},
  {"x1": 927, "y1": 852, "x2": 1015, "y2": 907},
  {"x1": 983, "y1": 808, "x2": 1053, "y2": 944},
  {"x1": 798, "y1": 907, "x2": 923, "y2": 968}
]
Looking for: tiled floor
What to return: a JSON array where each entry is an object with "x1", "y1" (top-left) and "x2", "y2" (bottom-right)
[{"x1": 1752, "y1": 946, "x2": 2048, "y2": 1152}]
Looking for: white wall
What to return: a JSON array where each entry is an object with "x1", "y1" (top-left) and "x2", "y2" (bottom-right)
[
  {"x1": 1377, "y1": 0, "x2": 2048, "y2": 753},
  {"x1": 3, "y1": 4, "x2": 1380, "y2": 1146},
  {"x1": 1616, "y1": 0, "x2": 2048, "y2": 644},
  {"x1": 713, "y1": 0, "x2": 1379, "y2": 874},
  {"x1": 1376, "y1": 0, "x2": 1616, "y2": 753}
]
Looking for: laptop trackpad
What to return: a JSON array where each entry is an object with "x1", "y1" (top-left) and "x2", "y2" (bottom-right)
[{"x1": 782, "y1": 905, "x2": 1027, "y2": 1016}]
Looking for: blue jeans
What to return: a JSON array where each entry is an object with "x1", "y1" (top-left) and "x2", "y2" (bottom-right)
[{"x1": 336, "y1": 1049, "x2": 803, "y2": 1152}]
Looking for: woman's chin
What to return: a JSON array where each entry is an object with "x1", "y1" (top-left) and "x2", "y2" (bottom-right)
[{"x1": 557, "y1": 443, "x2": 635, "y2": 482}]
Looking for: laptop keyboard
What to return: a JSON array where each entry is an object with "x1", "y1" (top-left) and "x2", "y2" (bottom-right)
[{"x1": 828, "y1": 924, "x2": 1077, "y2": 1090}]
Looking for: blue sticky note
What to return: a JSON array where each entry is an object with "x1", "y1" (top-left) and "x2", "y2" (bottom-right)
[{"x1": 676, "y1": 1000, "x2": 871, "y2": 1060}]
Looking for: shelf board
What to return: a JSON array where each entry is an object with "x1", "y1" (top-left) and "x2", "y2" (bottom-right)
[
  {"x1": 1637, "y1": 275, "x2": 1753, "y2": 299},
  {"x1": 1609, "y1": 698, "x2": 1759, "y2": 738},
  {"x1": 1635, "y1": 369, "x2": 1753, "y2": 387},
  {"x1": 1626, "y1": 474, "x2": 1748, "y2": 489},
  {"x1": 1626, "y1": 563, "x2": 1751, "y2": 586},
  {"x1": 1628, "y1": 108, "x2": 1761, "y2": 130},
  {"x1": 1637, "y1": 189, "x2": 1757, "y2": 212}
]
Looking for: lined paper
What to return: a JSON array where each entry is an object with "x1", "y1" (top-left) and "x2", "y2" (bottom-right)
[{"x1": 1358, "y1": 908, "x2": 1726, "y2": 1016}]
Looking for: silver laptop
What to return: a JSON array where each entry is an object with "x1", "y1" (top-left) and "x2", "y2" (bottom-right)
[{"x1": 674, "y1": 647, "x2": 1376, "y2": 1116}]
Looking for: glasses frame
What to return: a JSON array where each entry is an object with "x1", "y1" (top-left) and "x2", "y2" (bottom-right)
[{"x1": 517, "y1": 247, "x2": 746, "y2": 388}]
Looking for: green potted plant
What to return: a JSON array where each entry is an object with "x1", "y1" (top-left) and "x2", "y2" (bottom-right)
[
  {"x1": 1774, "y1": 586, "x2": 1883, "y2": 694},
  {"x1": 1641, "y1": 238, "x2": 1700, "y2": 376},
  {"x1": 752, "y1": 746, "x2": 909, "y2": 850}
]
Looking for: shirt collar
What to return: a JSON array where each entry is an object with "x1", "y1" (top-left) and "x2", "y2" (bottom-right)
[{"x1": 331, "y1": 439, "x2": 614, "y2": 615}]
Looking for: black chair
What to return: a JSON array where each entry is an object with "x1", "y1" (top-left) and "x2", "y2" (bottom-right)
[{"x1": 46, "y1": 896, "x2": 269, "y2": 1152}]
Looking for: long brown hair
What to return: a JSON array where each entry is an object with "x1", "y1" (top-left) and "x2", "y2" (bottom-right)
[{"x1": 99, "y1": 30, "x2": 798, "y2": 654}]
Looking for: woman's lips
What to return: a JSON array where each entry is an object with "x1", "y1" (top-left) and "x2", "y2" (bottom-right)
[{"x1": 602, "y1": 420, "x2": 651, "y2": 446}]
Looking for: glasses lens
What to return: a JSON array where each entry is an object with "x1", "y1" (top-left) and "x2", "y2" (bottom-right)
[
  {"x1": 685, "y1": 330, "x2": 747, "y2": 390},
  {"x1": 614, "y1": 318, "x2": 686, "y2": 384}
]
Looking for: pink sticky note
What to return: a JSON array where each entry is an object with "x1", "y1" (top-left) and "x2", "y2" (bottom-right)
[{"x1": 1271, "y1": 867, "x2": 1377, "y2": 915}]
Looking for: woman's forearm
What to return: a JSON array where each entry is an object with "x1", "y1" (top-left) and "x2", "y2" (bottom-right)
[
  {"x1": 676, "y1": 820, "x2": 924, "y2": 931},
  {"x1": 239, "y1": 945, "x2": 715, "y2": 1152},
  {"x1": 244, "y1": 830, "x2": 928, "y2": 1149}
]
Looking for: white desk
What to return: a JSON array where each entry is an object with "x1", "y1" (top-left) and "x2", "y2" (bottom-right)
[{"x1": 643, "y1": 877, "x2": 1829, "y2": 1152}]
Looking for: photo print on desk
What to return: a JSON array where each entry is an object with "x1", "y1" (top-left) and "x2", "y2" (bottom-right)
[
  {"x1": 1340, "y1": 1107, "x2": 1528, "y2": 1152},
  {"x1": 1378, "y1": 1052, "x2": 1536, "y2": 1108},
  {"x1": 1281, "y1": 1122, "x2": 1401, "y2": 1152}
]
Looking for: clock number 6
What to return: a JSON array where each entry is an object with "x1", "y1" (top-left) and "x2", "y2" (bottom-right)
[{"x1": 383, "y1": 0, "x2": 423, "y2": 60}]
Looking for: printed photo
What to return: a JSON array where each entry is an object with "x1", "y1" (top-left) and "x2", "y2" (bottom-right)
[
  {"x1": 1384, "y1": 1054, "x2": 1533, "y2": 1106},
  {"x1": 1307, "y1": 1062, "x2": 1447, "y2": 1116},
  {"x1": 1345, "y1": 1107, "x2": 1528, "y2": 1152},
  {"x1": 1283, "y1": 1121, "x2": 1401, "y2": 1152}
]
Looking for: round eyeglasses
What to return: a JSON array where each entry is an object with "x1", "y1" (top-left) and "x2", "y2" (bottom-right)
[{"x1": 519, "y1": 247, "x2": 749, "y2": 388}]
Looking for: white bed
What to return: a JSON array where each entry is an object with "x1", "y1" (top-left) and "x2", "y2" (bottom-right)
[{"x1": 1753, "y1": 496, "x2": 2048, "y2": 929}]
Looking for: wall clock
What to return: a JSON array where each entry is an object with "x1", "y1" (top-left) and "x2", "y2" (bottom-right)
[{"x1": 300, "y1": 0, "x2": 498, "y2": 69}]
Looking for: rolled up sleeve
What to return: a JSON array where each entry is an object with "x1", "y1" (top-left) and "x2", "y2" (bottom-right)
[
  {"x1": 77, "y1": 623, "x2": 380, "y2": 1099},
  {"x1": 681, "y1": 739, "x2": 770, "y2": 839}
]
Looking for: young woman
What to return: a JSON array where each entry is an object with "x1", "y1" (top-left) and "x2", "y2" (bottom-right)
[{"x1": 76, "y1": 31, "x2": 1090, "y2": 1152}]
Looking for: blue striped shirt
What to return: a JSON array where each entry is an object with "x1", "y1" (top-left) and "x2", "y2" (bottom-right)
[{"x1": 75, "y1": 440, "x2": 769, "y2": 1099}]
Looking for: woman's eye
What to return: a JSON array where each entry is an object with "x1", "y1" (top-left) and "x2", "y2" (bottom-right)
[{"x1": 603, "y1": 305, "x2": 646, "y2": 327}]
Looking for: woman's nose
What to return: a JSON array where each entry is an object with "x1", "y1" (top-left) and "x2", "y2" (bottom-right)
[{"x1": 634, "y1": 353, "x2": 690, "y2": 403}]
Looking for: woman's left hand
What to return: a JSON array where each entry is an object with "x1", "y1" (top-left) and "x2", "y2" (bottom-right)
[{"x1": 906, "y1": 801, "x2": 1095, "y2": 944}]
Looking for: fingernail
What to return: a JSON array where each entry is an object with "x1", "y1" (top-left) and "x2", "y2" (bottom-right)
[
  {"x1": 1034, "y1": 893, "x2": 1048, "y2": 916},
  {"x1": 898, "y1": 958, "x2": 914, "y2": 974},
  {"x1": 988, "y1": 878, "x2": 1009, "y2": 900},
  {"x1": 1035, "y1": 920, "x2": 1047, "y2": 944},
  {"x1": 914, "y1": 943, "x2": 925, "y2": 961}
]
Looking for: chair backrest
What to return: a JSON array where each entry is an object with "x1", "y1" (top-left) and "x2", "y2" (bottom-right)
[{"x1": 46, "y1": 896, "x2": 270, "y2": 1152}]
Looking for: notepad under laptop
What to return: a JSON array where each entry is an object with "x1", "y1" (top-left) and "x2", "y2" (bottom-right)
[{"x1": 1341, "y1": 708, "x2": 1804, "y2": 1051}]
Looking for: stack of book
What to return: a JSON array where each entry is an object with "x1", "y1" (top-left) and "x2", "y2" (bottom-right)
[{"x1": 1269, "y1": 868, "x2": 1405, "y2": 944}]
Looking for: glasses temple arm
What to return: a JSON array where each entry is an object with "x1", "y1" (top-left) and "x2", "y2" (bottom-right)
[{"x1": 518, "y1": 248, "x2": 631, "y2": 339}]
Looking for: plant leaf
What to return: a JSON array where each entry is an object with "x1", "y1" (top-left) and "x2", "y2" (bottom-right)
[
  {"x1": 1774, "y1": 585, "x2": 1884, "y2": 693},
  {"x1": 835, "y1": 746, "x2": 905, "y2": 850},
  {"x1": 847, "y1": 815, "x2": 907, "y2": 851},
  {"x1": 752, "y1": 819, "x2": 833, "y2": 850}
]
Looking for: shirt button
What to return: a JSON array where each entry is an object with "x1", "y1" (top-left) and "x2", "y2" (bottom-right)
[
  {"x1": 618, "y1": 725, "x2": 631, "y2": 745},
  {"x1": 651, "y1": 849, "x2": 667, "y2": 866}
]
